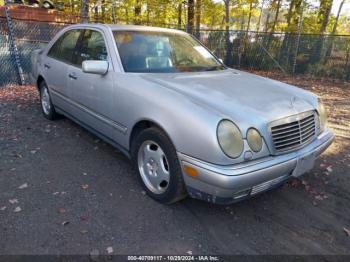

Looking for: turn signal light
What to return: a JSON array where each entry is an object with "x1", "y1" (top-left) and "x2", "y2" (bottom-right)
[{"x1": 183, "y1": 165, "x2": 199, "y2": 177}]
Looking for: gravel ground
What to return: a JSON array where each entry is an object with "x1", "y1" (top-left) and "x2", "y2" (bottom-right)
[{"x1": 0, "y1": 76, "x2": 349, "y2": 256}]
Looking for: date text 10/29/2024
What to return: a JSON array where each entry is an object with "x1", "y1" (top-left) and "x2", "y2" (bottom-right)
[{"x1": 127, "y1": 256, "x2": 219, "y2": 261}]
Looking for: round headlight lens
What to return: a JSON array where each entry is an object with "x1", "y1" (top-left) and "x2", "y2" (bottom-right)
[
  {"x1": 318, "y1": 99, "x2": 327, "y2": 131},
  {"x1": 247, "y1": 128, "x2": 263, "y2": 152},
  {"x1": 217, "y1": 120, "x2": 244, "y2": 158}
]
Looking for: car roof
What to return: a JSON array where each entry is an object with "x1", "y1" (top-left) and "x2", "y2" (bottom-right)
[{"x1": 66, "y1": 23, "x2": 187, "y2": 35}]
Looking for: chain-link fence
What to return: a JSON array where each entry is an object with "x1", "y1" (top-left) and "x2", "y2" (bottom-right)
[{"x1": 1, "y1": 11, "x2": 350, "y2": 86}]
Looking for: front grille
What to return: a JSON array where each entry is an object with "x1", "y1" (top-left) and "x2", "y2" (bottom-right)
[{"x1": 270, "y1": 111, "x2": 316, "y2": 153}]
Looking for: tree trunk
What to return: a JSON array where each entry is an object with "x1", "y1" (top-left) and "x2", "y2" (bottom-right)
[
  {"x1": 101, "y1": 0, "x2": 105, "y2": 23},
  {"x1": 312, "y1": 0, "x2": 333, "y2": 63},
  {"x1": 271, "y1": 0, "x2": 281, "y2": 33},
  {"x1": 256, "y1": 0, "x2": 265, "y2": 32},
  {"x1": 195, "y1": 0, "x2": 201, "y2": 38},
  {"x1": 318, "y1": 0, "x2": 333, "y2": 34},
  {"x1": 279, "y1": 0, "x2": 296, "y2": 62},
  {"x1": 224, "y1": 0, "x2": 233, "y2": 65},
  {"x1": 187, "y1": 0, "x2": 195, "y2": 34},
  {"x1": 134, "y1": 0, "x2": 142, "y2": 25},
  {"x1": 264, "y1": 13, "x2": 270, "y2": 32},
  {"x1": 146, "y1": 0, "x2": 150, "y2": 25},
  {"x1": 177, "y1": 2, "x2": 182, "y2": 29},
  {"x1": 285, "y1": 0, "x2": 295, "y2": 31},
  {"x1": 325, "y1": 0, "x2": 345, "y2": 59},
  {"x1": 246, "y1": 1, "x2": 253, "y2": 32},
  {"x1": 80, "y1": 0, "x2": 89, "y2": 23},
  {"x1": 330, "y1": 0, "x2": 344, "y2": 35}
]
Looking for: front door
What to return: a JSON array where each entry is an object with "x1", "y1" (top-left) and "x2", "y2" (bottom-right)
[{"x1": 67, "y1": 29, "x2": 117, "y2": 140}]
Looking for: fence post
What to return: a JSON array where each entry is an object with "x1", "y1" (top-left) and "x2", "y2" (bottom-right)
[
  {"x1": 4, "y1": 1, "x2": 25, "y2": 85},
  {"x1": 111, "y1": 0, "x2": 117, "y2": 24},
  {"x1": 292, "y1": 0, "x2": 304, "y2": 75}
]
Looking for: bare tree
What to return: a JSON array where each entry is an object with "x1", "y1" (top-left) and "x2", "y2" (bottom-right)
[
  {"x1": 223, "y1": 0, "x2": 233, "y2": 65},
  {"x1": 325, "y1": 0, "x2": 346, "y2": 59},
  {"x1": 246, "y1": 0, "x2": 254, "y2": 32},
  {"x1": 80, "y1": 0, "x2": 90, "y2": 23},
  {"x1": 195, "y1": 0, "x2": 202, "y2": 38},
  {"x1": 178, "y1": 2, "x2": 182, "y2": 29},
  {"x1": 318, "y1": 0, "x2": 333, "y2": 34},
  {"x1": 271, "y1": 0, "x2": 282, "y2": 33},
  {"x1": 187, "y1": 0, "x2": 195, "y2": 34},
  {"x1": 134, "y1": 0, "x2": 142, "y2": 24}
]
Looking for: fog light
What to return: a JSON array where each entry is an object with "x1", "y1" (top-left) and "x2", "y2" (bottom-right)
[{"x1": 183, "y1": 165, "x2": 199, "y2": 177}]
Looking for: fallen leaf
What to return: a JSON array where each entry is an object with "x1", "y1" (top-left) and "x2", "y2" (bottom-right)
[
  {"x1": 52, "y1": 192, "x2": 60, "y2": 195},
  {"x1": 106, "y1": 246, "x2": 113, "y2": 254},
  {"x1": 9, "y1": 199, "x2": 18, "y2": 204},
  {"x1": 80, "y1": 230, "x2": 88, "y2": 234},
  {"x1": 80, "y1": 214, "x2": 89, "y2": 221},
  {"x1": 13, "y1": 206, "x2": 22, "y2": 213},
  {"x1": 186, "y1": 251, "x2": 193, "y2": 255},
  {"x1": 0, "y1": 206, "x2": 6, "y2": 211},
  {"x1": 315, "y1": 195, "x2": 323, "y2": 201},
  {"x1": 18, "y1": 183, "x2": 28, "y2": 189},
  {"x1": 82, "y1": 172, "x2": 87, "y2": 176},
  {"x1": 290, "y1": 179, "x2": 301, "y2": 187},
  {"x1": 301, "y1": 180, "x2": 308, "y2": 186},
  {"x1": 58, "y1": 208, "x2": 66, "y2": 214},
  {"x1": 81, "y1": 184, "x2": 89, "y2": 190},
  {"x1": 344, "y1": 227, "x2": 350, "y2": 237},
  {"x1": 30, "y1": 150, "x2": 36, "y2": 154},
  {"x1": 326, "y1": 166, "x2": 333, "y2": 173},
  {"x1": 61, "y1": 221, "x2": 70, "y2": 226}
]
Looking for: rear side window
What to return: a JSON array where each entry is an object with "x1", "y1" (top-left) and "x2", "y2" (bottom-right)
[
  {"x1": 75, "y1": 30, "x2": 108, "y2": 66},
  {"x1": 48, "y1": 29, "x2": 81, "y2": 64}
]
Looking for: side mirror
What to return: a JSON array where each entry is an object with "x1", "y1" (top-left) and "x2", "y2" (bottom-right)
[{"x1": 82, "y1": 60, "x2": 109, "y2": 75}]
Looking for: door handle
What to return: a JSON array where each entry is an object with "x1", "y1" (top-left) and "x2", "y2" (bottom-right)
[
  {"x1": 68, "y1": 73, "x2": 77, "y2": 80},
  {"x1": 44, "y1": 63, "x2": 51, "y2": 69}
]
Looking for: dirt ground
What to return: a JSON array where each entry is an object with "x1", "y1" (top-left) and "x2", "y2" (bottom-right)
[{"x1": 0, "y1": 74, "x2": 349, "y2": 256}]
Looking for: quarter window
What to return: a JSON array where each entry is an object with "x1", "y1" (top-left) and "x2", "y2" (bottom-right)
[
  {"x1": 75, "y1": 30, "x2": 108, "y2": 66},
  {"x1": 48, "y1": 29, "x2": 81, "y2": 64}
]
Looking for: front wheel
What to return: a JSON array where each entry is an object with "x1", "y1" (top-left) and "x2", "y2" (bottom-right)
[
  {"x1": 131, "y1": 127, "x2": 187, "y2": 204},
  {"x1": 39, "y1": 81, "x2": 58, "y2": 120}
]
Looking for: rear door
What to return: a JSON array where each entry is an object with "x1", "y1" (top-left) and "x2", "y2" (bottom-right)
[
  {"x1": 43, "y1": 29, "x2": 81, "y2": 111},
  {"x1": 67, "y1": 29, "x2": 116, "y2": 139}
]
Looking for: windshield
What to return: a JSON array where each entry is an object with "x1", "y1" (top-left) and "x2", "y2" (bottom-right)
[{"x1": 113, "y1": 30, "x2": 225, "y2": 73}]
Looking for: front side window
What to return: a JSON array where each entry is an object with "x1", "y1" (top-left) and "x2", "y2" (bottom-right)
[
  {"x1": 48, "y1": 29, "x2": 81, "y2": 63},
  {"x1": 113, "y1": 30, "x2": 225, "y2": 73},
  {"x1": 75, "y1": 30, "x2": 108, "y2": 66}
]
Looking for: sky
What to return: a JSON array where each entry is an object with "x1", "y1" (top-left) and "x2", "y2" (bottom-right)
[{"x1": 331, "y1": 0, "x2": 350, "y2": 15}]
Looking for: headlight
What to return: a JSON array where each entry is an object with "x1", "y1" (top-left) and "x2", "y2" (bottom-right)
[
  {"x1": 318, "y1": 98, "x2": 327, "y2": 131},
  {"x1": 247, "y1": 128, "x2": 263, "y2": 152},
  {"x1": 217, "y1": 120, "x2": 244, "y2": 158}
]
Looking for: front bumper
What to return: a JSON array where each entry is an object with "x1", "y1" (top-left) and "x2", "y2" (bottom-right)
[{"x1": 178, "y1": 129, "x2": 334, "y2": 204}]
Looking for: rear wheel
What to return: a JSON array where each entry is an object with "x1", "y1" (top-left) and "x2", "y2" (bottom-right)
[
  {"x1": 39, "y1": 81, "x2": 58, "y2": 120},
  {"x1": 131, "y1": 127, "x2": 187, "y2": 204}
]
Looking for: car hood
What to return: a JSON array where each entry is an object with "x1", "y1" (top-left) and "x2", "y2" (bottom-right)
[{"x1": 140, "y1": 69, "x2": 317, "y2": 134}]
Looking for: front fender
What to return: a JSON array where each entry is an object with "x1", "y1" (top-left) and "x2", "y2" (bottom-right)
[{"x1": 114, "y1": 73, "x2": 235, "y2": 165}]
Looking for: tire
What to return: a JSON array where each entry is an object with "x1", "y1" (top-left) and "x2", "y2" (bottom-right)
[
  {"x1": 39, "y1": 81, "x2": 58, "y2": 120},
  {"x1": 131, "y1": 127, "x2": 187, "y2": 204}
]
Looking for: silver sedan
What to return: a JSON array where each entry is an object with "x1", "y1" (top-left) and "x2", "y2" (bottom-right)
[{"x1": 31, "y1": 24, "x2": 334, "y2": 204}]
